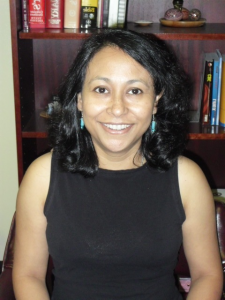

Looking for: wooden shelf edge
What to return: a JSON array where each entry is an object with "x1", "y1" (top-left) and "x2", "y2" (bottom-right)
[
  {"x1": 188, "y1": 133, "x2": 225, "y2": 140},
  {"x1": 155, "y1": 33, "x2": 225, "y2": 40},
  {"x1": 22, "y1": 132, "x2": 48, "y2": 138},
  {"x1": 21, "y1": 131, "x2": 225, "y2": 140},
  {"x1": 19, "y1": 28, "x2": 99, "y2": 40},
  {"x1": 19, "y1": 23, "x2": 225, "y2": 40},
  {"x1": 21, "y1": 110, "x2": 225, "y2": 139}
]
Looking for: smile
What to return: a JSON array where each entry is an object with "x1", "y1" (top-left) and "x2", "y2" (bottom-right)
[{"x1": 103, "y1": 124, "x2": 131, "y2": 131}]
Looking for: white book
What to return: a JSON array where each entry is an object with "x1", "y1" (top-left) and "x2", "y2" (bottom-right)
[
  {"x1": 117, "y1": 0, "x2": 127, "y2": 28},
  {"x1": 64, "y1": 0, "x2": 81, "y2": 28},
  {"x1": 108, "y1": 0, "x2": 119, "y2": 28},
  {"x1": 97, "y1": 0, "x2": 104, "y2": 28}
]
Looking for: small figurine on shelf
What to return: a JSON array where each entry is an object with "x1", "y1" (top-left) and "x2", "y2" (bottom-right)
[
  {"x1": 163, "y1": 0, "x2": 203, "y2": 24},
  {"x1": 173, "y1": 0, "x2": 183, "y2": 10},
  {"x1": 40, "y1": 96, "x2": 61, "y2": 119},
  {"x1": 164, "y1": 8, "x2": 182, "y2": 21},
  {"x1": 189, "y1": 9, "x2": 201, "y2": 21},
  {"x1": 164, "y1": 0, "x2": 184, "y2": 21}
]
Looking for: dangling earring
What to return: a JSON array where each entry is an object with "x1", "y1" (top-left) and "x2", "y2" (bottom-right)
[
  {"x1": 80, "y1": 112, "x2": 84, "y2": 130},
  {"x1": 151, "y1": 114, "x2": 156, "y2": 133}
]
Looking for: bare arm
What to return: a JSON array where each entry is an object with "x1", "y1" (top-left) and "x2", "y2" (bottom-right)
[
  {"x1": 179, "y1": 156, "x2": 223, "y2": 300},
  {"x1": 12, "y1": 152, "x2": 52, "y2": 300}
]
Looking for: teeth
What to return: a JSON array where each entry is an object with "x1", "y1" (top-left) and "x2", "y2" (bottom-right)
[{"x1": 103, "y1": 124, "x2": 131, "y2": 130}]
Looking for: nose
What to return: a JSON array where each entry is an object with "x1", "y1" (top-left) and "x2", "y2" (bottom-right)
[{"x1": 106, "y1": 94, "x2": 128, "y2": 117}]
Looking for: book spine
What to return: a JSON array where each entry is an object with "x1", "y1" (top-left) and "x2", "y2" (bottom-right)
[
  {"x1": 21, "y1": 0, "x2": 29, "y2": 31},
  {"x1": 211, "y1": 60, "x2": 219, "y2": 125},
  {"x1": 201, "y1": 60, "x2": 213, "y2": 124},
  {"x1": 219, "y1": 57, "x2": 225, "y2": 127},
  {"x1": 108, "y1": 0, "x2": 119, "y2": 28},
  {"x1": 80, "y1": 0, "x2": 98, "y2": 28},
  {"x1": 46, "y1": 0, "x2": 64, "y2": 28},
  {"x1": 117, "y1": 0, "x2": 127, "y2": 28},
  {"x1": 28, "y1": 0, "x2": 45, "y2": 28},
  {"x1": 97, "y1": 0, "x2": 104, "y2": 28},
  {"x1": 64, "y1": 0, "x2": 81, "y2": 28},
  {"x1": 215, "y1": 49, "x2": 223, "y2": 125},
  {"x1": 102, "y1": 0, "x2": 109, "y2": 27}
]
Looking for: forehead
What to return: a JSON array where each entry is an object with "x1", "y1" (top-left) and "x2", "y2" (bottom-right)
[{"x1": 85, "y1": 46, "x2": 152, "y2": 80}]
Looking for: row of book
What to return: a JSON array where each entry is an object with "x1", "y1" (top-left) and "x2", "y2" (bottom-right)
[
  {"x1": 200, "y1": 49, "x2": 225, "y2": 127},
  {"x1": 22, "y1": 0, "x2": 128, "y2": 31}
]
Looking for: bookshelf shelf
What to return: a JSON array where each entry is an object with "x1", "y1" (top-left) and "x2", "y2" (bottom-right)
[
  {"x1": 19, "y1": 23, "x2": 225, "y2": 41},
  {"x1": 21, "y1": 111, "x2": 225, "y2": 140}
]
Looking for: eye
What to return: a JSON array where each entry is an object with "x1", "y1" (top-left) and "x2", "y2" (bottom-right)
[
  {"x1": 95, "y1": 87, "x2": 109, "y2": 94},
  {"x1": 128, "y1": 88, "x2": 142, "y2": 95}
]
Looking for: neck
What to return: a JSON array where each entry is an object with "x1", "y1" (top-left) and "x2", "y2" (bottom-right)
[{"x1": 97, "y1": 150, "x2": 144, "y2": 170}]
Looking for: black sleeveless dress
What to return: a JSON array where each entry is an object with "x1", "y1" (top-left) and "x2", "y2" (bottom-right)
[{"x1": 44, "y1": 153, "x2": 185, "y2": 300}]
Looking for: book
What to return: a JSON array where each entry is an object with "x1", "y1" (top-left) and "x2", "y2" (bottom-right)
[
  {"x1": 21, "y1": 0, "x2": 29, "y2": 31},
  {"x1": 46, "y1": 0, "x2": 64, "y2": 28},
  {"x1": 219, "y1": 55, "x2": 225, "y2": 127},
  {"x1": 201, "y1": 59, "x2": 213, "y2": 124},
  {"x1": 215, "y1": 49, "x2": 223, "y2": 125},
  {"x1": 97, "y1": 0, "x2": 104, "y2": 28},
  {"x1": 102, "y1": 0, "x2": 109, "y2": 27},
  {"x1": 28, "y1": 0, "x2": 45, "y2": 28},
  {"x1": 210, "y1": 50, "x2": 222, "y2": 125},
  {"x1": 64, "y1": 0, "x2": 81, "y2": 28},
  {"x1": 190, "y1": 51, "x2": 206, "y2": 123},
  {"x1": 80, "y1": 0, "x2": 98, "y2": 28},
  {"x1": 108, "y1": 0, "x2": 119, "y2": 28},
  {"x1": 117, "y1": 0, "x2": 128, "y2": 28}
]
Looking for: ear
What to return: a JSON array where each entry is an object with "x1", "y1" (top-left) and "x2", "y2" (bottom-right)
[
  {"x1": 77, "y1": 93, "x2": 83, "y2": 112},
  {"x1": 153, "y1": 90, "x2": 163, "y2": 114}
]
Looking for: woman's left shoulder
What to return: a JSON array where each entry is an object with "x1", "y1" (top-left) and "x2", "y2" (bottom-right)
[{"x1": 177, "y1": 156, "x2": 213, "y2": 210}]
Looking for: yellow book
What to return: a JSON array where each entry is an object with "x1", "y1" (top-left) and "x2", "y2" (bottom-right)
[
  {"x1": 219, "y1": 56, "x2": 225, "y2": 127},
  {"x1": 80, "y1": 0, "x2": 98, "y2": 28}
]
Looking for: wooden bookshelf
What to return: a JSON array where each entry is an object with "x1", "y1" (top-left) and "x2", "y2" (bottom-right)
[{"x1": 10, "y1": 0, "x2": 225, "y2": 186}]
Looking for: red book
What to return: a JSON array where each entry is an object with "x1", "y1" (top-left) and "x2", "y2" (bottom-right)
[
  {"x1": 28, "y1": 0, "x2": 45, "y2": 28},
  {"x1": 46, "y1": 0, "x2": 64, "y2": 28}
]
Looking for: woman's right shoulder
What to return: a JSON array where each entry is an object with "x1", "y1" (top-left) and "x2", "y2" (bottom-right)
[{"x1": 24, "y1": 151, "x2": 53, "y2": 180}]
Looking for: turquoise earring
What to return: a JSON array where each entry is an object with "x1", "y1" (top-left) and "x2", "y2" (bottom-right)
[
  {"x1": 151, "y1": 114, "x2": 156, "y2": 133},
  {"x1": 80, "y1": 112, "x2": 84, "y2": 129}
]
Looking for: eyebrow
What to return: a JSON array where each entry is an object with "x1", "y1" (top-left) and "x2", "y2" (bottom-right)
[{"x1": 88, "y1": 77, "x2": 151, "y2": 88}]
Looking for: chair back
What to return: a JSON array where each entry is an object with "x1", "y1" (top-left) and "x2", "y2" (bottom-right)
[{"x1": 175, "y1": 200, "x2": 225, "y2": 299}]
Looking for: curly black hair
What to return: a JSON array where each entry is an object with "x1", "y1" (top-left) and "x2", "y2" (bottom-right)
[{"x1": 48, "y1": 29, "x2": 190, "y2": 176}]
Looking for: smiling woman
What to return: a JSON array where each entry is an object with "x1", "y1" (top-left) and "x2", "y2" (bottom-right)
[
  {"x1": 76, "y1": 46, "x2": 159, "y2": 170},
  {"x1": 13, "y1": 30, "x2": 223, "y2": 300},
  {"x1": 48, "y1": 30, "x2": 190, "y2": 176}
]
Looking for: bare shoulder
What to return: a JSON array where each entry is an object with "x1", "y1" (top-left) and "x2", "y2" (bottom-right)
[
  {"x1": 14, "y1": 152, "x2": 53, "y2": 285},
  {"x1": 17, "y1": 151, "x2": 53, "y2": 209},
  {"x1": 178, "y1": 155, "x2": 213, "y2": 211},
  {"x1": 24, "y1": 151, "x2": 52, "y2": 177},
  {"x1": 178, "y1": 155, "x2": 204, "y2": 179}
]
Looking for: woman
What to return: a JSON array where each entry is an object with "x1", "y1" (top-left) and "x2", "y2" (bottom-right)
[{"x1": 12, "y1": 30, "x2": 223, "y2": 300}]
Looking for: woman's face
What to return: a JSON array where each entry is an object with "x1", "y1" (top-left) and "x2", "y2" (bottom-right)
[{"x1": 77, "y1": 46, "x2": 160, "y2": 159}]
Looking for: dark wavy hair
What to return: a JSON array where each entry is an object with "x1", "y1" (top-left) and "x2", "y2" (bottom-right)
[{"x1": 49, "y1": 29, "x2": 190, "y2": 177}]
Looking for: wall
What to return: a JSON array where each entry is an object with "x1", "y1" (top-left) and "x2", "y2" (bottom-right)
[
  {"x1": 0, "y1": 1, "x2": 18, "y2": 259},
  {"x1": 127, "y1": 0, "x2": 225, "y2": 23}
]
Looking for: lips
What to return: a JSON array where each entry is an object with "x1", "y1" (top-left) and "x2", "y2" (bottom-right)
[{"x1": 103, "y1": 123, "x2": 131, "y2": 131}]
